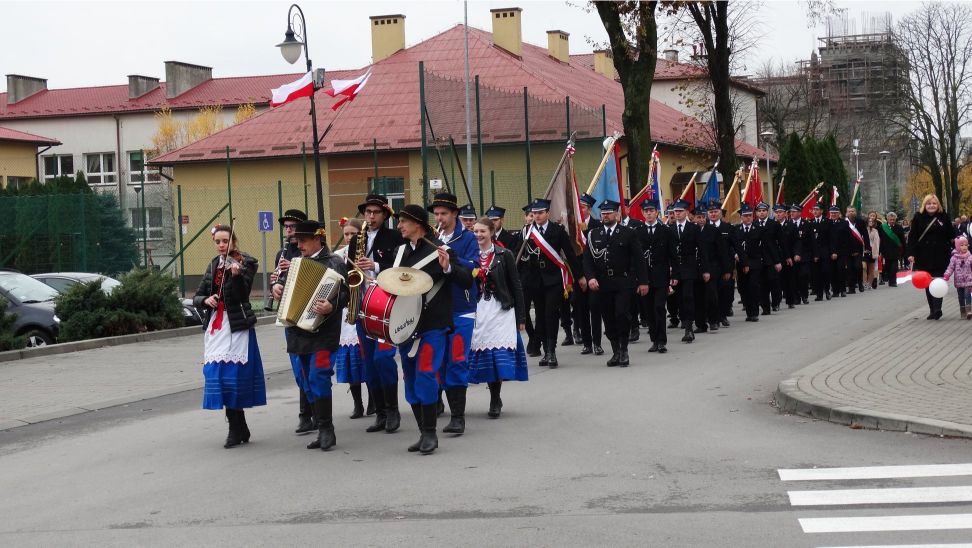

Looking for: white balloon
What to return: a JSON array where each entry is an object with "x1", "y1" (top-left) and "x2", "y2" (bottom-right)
[{"x1": 929, "y1": 277, "x2": 949, "y2": 298}]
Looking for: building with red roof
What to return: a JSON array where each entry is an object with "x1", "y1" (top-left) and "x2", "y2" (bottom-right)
[
  {"x1": 0, "y1": 126, "x2": 61, "y2": 189},
  {"x1": 146, "y1": 7, "x2": 775, "y2": 279}
]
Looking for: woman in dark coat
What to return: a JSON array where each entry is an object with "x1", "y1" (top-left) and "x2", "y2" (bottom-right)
[
  {"x1": 194, "y1": 224, "x2": 265, "y2": 447},
  {"x1": 468, "y1": 217, "x2": 528, "y2": 419},
  {"x1": 907, "y1": 194, "x2": 957, "y2": 319}
]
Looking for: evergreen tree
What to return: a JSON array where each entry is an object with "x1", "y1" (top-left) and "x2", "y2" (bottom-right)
[{"x1": 779, "y1": 133, "x2": 815, "y2": 206}]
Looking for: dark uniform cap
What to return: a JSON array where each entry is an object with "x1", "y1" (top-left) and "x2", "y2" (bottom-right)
[
  {"x1": 529, "y1": 198, "x2": 551, "y2": 212},
  {"x1": 671, "y1": 199, "x2": 690, "y2": 211},
  {"x1": 773, "y1": 203, "x2": 787, "y2": 212},
  {"x1": 599, "y1": 199, "x2": 621, "y2": 213},
  {"x1": 740, "y1": 203, "x2": 754, "y2": 215},
  {"x1": 706, "y1": 200, "x2": 722, "y2": 212},
  {"x1": 458, "y1": 204, "x2": 477, "y2": 218},
  {"x1": 755, "y1": 201, "x2": 770, "y2": 210},
  {"x1": 579, "y1": 193, "x2": 597, "y2": 207},
  {"x1": 829, "y1": 205, "x2": 840, "y2": 213},
  {"x1": 789, "y1": 203, "x2": 802, "y2": 212},
  {"x1": 485, "y1": 206, "x2": 506, "y2": 219},
  {"x1": 641, "y1": 199, "x2": 659, "y2": 210}
]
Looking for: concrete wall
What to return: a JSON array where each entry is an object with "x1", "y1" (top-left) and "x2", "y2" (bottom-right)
[{"x1": 0, "y1": 141, "x2": 40, "y2": 185}]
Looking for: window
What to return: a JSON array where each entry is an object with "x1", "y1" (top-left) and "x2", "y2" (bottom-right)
[
  {"x1": 130, "y1": 207, "x2": 164, "y2": 240},
  {"x1": 6, "y1": 176, "x2": 32, "y2": 191},
  {"x1": 43, "y1": 155, "x2": 74, "y2": 181},
  {"x1": 369, "y1": 177, "x2": 405, "y2": 228},
  {"x1": 128, "y1": 151, "x2": 161, "y2": 184},
  {"x1": 84, "y1": 153, "x2": 116, "y2": 184}
]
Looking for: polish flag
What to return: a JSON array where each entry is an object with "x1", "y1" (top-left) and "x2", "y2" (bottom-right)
[
  {"x1": 325, "y1": 70, "x2": 372, "y2": 111},
  {"x1": 270, "y1": 72, "x2": 314, "y2": 108}
]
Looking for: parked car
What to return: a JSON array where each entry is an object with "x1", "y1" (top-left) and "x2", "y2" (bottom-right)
[
  {"x1": 0, "y1": 271, "x2": 60, "y2": 347},
  {"x1": 31, "y1": 272, "x2": 202, "y2": 327}
]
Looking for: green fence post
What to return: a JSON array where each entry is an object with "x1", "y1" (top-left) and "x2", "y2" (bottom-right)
[
  {"x1": 601, "y1": 104, "x2": 607, "y2": 138},
  {"x1": 476, "y1": 75, "x2": 484, "y2": 212},
  {"x1": 420, "y1": 61, "x2": 428, "y2": 205},
  {"x1": 566, "y1": 95, "x2": 571, "y2": 137},
  {"x1": 141, "y1": 178, "x2": 148, "y2": 268},
  {"x1": 79, "y1": 193, "x2": 87, "y2": 271},
  {"x1": 524, "y1": 86, "x2": 532, "y2": 201},
  {"x1": 277, "y1": 180, "x2": 284, "y2": 249},
  {"x1": 302, "y1": 143, "x2": 309, "y2": 213},
  {"x1": 373, "y1": 138, "x2": 379, "y2": 181},
  {"x1": 490, "y1": 170, "x2": 495, "y2": 206},
  {"x1": 225, "y1": 146, "x2": 233, "y2": 222},
  {"x1": 177, "y1": 184, "x2": 185, "y2": 295}
]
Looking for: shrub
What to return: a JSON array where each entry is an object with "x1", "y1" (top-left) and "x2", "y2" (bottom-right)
[
  {"x1": 0, "y1": 297, "x2": 26, "y2": 351},
  {"x1": 55, "y1": 270, "x2": 183, "y2": 342}
]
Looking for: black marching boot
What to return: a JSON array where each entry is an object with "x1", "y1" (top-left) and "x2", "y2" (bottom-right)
[
  {"x1": 365, "y1": 386, "x2": 375, "y2": 416},
  {"x1": 408, "y1": 403, "x2": 423, "y2": 452},
  {"x1": 295, "y1": 390, "x2": 314, "y2": 434},
  {"x1": 239, "y1": 409, "x2": 250, "y2": 444},
  {"x1": 224, "y1": 408, "x2": 242, "y2": 449},
  {"x1": 419, "y1": 404, "x2": 439, "y2": 454},
  {"x1": 546, "y1": 339, "x2": 559, "y2": 368},
  {"x1": 442, "y1": 387, "x2": 466, "y2": 434},
  {"x1": 681, "y1": 327, "x2": 695, "y2": 343},
  {"x1": 618, "y1": 337, "x2": 630, "y2": 367},
  {"x1": 384, "y1": 384, "x2": 401, "y2": 433},
  {"x1": 365, "y1": 384, "x2": 387, "y2": 433},
  {"x1": 487, "y1": 381, "x2": 503, "y2": 418},
  {"x1": 349, "y1": 383, "x2": 365, "y2": 419},
  {"x1": 436, "y1": 389, "x2": 446, "y2": 416},
  {"x1": 307, "y1": 398, "x2": 336, "y2": 451},
  {"x1": 606, "y1": 339, "x2": 620, "y2": 367}
]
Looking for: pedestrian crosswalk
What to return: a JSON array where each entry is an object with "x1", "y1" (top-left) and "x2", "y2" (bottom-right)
[{"x1": 778, "y1": 463, "x2": 972, "y2": 547}]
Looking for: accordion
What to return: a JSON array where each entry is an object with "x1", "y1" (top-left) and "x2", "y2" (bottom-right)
[{"x1": 276, "y1": 257, "x2": 345, "y2": 332}]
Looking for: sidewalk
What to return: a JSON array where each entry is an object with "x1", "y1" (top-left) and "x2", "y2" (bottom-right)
[
  {"x1": 775, "y1": 298, "x2": 972, "y2": 438},
  {"x1": 0, "y1": 324, "x2": 291, "y2": 431}
]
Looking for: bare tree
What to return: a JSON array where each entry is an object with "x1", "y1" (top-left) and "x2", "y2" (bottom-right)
[
  {"x1": 894, "y1": 3, "x2": 972, "y2": 211},
  {"x1": 595, "y1": 1, "x2": 658, "y2": 195},
  {"x1": 754, "y1": 59, "x2": 828, "y2": 142}
]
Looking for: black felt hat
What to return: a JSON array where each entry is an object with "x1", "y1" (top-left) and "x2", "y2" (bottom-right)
[
  {"x1": 395, "y1": 204, "x2": 435, "y2": 234},
  {"x1": 427, "y1": 192, "x2": 459, "y2": 212},
  {"x1": 357, "y1": 194, "x2": 393, "y2": 216},
  {"x1": 279, "y1": 209, "x2": 308, "y2": 225}
]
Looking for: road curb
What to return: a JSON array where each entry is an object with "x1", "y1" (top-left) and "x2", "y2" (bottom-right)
[
  {"x1": 774, "y1": 303, "x2": 972, "y2": 439},
  {"x1": 0, "y1": 315, "x2": 276, "y2": 365}
]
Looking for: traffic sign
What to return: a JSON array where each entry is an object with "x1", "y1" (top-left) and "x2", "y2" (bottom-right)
[
  {"x1": 258, "y1": 211, "x2": 274, "y2": 232},
  {"x1": 180, "y1": 215, "x2": 189, "y2": 225}
]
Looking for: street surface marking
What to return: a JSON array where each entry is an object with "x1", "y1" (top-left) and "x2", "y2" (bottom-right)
[
  {"x1": 789, "y1": 485, "x2": 972, "y2": 506},
  {"x1": 819, "y1": 544, "x2": 972, "y2": 548},
  {"x1": 800, "y1": 513, "x2": 972, "y2": 533},
  {"x1": 779, "y1": 464, "x2": 972, "y2": 481}
]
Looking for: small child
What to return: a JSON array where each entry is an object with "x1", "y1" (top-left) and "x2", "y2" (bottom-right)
[{"x1": 943, "y1": 235, "x2": 972, "y2": 319}]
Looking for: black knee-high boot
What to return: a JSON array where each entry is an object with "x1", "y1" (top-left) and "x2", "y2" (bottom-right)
[
  {"x1": 487, "y1": 381, "x2": 503, "y2": 418},
  {"x1": 307, "y1": 397, "x2": 335, "y2": 451},
  {"x1": 349, "y1": 383, "x2": 365, "y2": 419},
  {"x1": 419, "y1": 404, "x2": 438, "y2": 454},
  {"x1": 224, "y1": 408, "x2": 242, "y2": 449},
  {"x1": 442, "y1": 387, "x2": 466, "y2": 434},
  {"x1": 296, "y1": 390, "x2": 314, "y2": 434},
  {"x1": 366, "y1": 384, "x2": 387, "y2": 433},
  {"x1": 383, "y1": 384, "x2": 401, "y2": 433},
  {"x1": 407, "y1": 403, "x2": 423, "y2": 452},
  {"x1": 366, "y1": 386, "x2": 375, "y2": 415},
  {"x1": 239, "y1": 409, "x2": 250, "y2": 443}
]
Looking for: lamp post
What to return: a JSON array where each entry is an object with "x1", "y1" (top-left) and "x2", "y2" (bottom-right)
[
  {"x1": 760, "y1": 130, "x2": 775, "y2": 201},
  {"x1": 277, "y1": 4, "x2": 325, "y2": 222},
  {"x1": 879, "y1": 150, "x2": 890, "y2": 213}
]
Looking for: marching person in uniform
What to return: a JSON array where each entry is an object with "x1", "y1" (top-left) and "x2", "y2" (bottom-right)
[
  {"x1": 779, "y1": 205, "x2": 801, "y2": 308},
  {"x1": 844, "y1": 207, "x2": 870, "y2": 294},
  {"x1": 392, "y1": 204, "x2": 473, "y2": 454},
  {"x1": 829, "y1": 206, "x2": 850, "y2": 298},
  {"x1": 196, "y1": 224, "x2": 266, "y2": 448},
  {"x1": 514, "y1": 203, "x2": 540, "y2": 357},
  {"x1": 459, "y1": 204, "x2": 478, "y2": 232},
  {"x1": 696, "y1": 201, "x2": 730, "y2": 332},
  {"x1": 787, "y1": 204, "x2": 811, "y2": 305},
  {"x1": 754, "y1": 202, "x2": 784, "y2": 314},
  {"x1": 429, "y1": 193, "x2": 479, "y2": 435},
  {"x1": 578, "y1": 193, "x2": 604, "y2": 355},
  {"x1": 620, "y1": 198, "x2": 646, "y2": 343},
  {"x1": 669, "y1": 199, "x2": 708, "y2": 343},
  {"x1": 583, "y1": 200, "x2": 648, "y2": 366},
  {"x1": 270, "y1": 221, "x2": 349, "y2": 452},
  {"x1": 705, "y1": 202, "x2": 736, "y2": 326},
  {"x1": 732, "y1": 204, "x2": 764, "y2": 322},
  {"x1": 349, "y1": 195, "x2": 405, "y2": 434},
  {"x1": 808, "y1": 202, "x2": 834, "y2": 301},
  {"x1": 517, "y1": 198, "x2": 585, "y2": 368},
  {"x1": 639, "y1": 199, "x2": 676, "y2": 353},
  {"x1": 468, "y1": 216, "x2": 528, "y2": 418}
]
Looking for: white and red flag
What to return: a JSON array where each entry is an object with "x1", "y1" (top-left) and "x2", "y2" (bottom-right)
[
  {"x1": 270, "y1": 71, "x2": 314, "y2": 107},
  {"x1": 325, "y1": 70, "x2": 372, "y2": 111}
]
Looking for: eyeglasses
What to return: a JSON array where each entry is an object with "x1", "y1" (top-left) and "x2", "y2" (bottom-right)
[
  {"x1": 363, "y1": 208, "x2": 384, "y2": 216},
  {"x1": 283, "y1": 223, "x2": 298, "y2": 229}
]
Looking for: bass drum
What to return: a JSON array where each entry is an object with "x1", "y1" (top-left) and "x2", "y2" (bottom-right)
[{"x1": 360, "y1": 284, "x2": 422, "y2": 344}]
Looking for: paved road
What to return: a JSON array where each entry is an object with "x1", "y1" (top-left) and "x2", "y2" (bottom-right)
[{"x1": 2, "y1": 287, "x2": 971, "y2": 546}]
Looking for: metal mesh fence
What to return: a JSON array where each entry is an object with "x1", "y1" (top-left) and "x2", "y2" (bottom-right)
[{"x1": 421, "y1": 69, "x2": 609, "y2": 214}]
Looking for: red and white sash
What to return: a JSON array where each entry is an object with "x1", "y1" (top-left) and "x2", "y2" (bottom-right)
[
  {"x1": 847, "y1": 219, "x2": 865, "y2": 246},
  {"x1": 527, "y1": 225, "x2": 573, "y2": 290}
]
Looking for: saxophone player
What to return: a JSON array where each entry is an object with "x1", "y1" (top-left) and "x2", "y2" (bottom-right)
[
  {"x1": 350, "y1": 195, "x2": 406, "y2": 435},
  {"x1": 271, "y1": 221, "x2": 349, "y2": 452}
]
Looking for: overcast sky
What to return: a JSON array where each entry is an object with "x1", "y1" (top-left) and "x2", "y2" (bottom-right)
[{"x1": 1, "y1": 0, "x2": 924, "y2": 91}]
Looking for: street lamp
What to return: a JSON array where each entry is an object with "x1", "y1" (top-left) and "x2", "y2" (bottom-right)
[
  {"x1": 277, "y1": 3, "x2": 325, "y2": 222},
  {"x1": 879, "y1": 150, "x2": 891, "y2": 213},
  {"x1": 760, "y1": 130, "x2": 775, "y2": 201}
]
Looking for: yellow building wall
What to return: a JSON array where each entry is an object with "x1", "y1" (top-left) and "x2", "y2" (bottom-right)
[{"x1": 0, "y1": 141, "x2": 40, "y2": 186}]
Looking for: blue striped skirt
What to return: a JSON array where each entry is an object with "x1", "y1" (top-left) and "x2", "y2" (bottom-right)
[
  {"x1": 468, "y1": 335, "x2": 529, "y2": 384},
  {"x1": 202, "y1": 329, "x2": 267, "y2": 410},
  {"x1": 334, "y1": 343, "x2": 365, "y2": 384}
]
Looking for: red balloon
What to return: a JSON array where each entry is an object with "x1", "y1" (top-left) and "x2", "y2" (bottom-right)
[{"x1": 912, "y1": 270, "x2": 932, "y2": 289}]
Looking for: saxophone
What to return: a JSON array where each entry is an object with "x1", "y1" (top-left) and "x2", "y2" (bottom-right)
[{"x1": 345, "y1": 231, "x2": 366, "y2": 324}]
